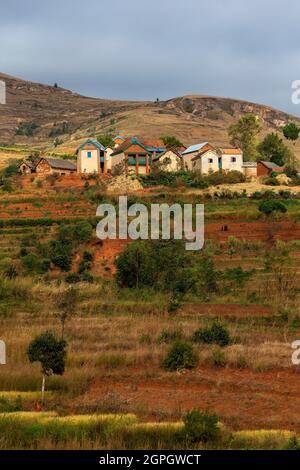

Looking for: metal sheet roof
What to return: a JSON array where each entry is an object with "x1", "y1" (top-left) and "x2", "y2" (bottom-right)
[{"x1": 182, "y1": 142, "x2": 208, "y2": 155}]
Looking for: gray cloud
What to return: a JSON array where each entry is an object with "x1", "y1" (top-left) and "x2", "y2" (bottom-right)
[{"x1": 1, "y1": 0, "x2": 300, "y2": 114}]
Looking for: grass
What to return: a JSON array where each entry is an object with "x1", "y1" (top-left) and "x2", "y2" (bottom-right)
[{"x1": 0, "y1": 411, "x2": 296, "y2": 449}]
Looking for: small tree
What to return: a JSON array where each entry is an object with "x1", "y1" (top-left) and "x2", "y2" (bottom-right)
[
  {"x1": 27, "y1": 331, "x2": 66, "y2": 403},
  {"x1": 54, "y1": 286, "x2": 79, "y2": 339},
  {"x1": 97, "y1": 133, "x2": 114, "y2": 148},
  {"x1": 161, "y1": 135, "x2": 183, "y2": 150},
  {"x1": 283, "y1": 123, "x2": 300, "y2": 143},
  {"x1": 257, "y1": 133, "x2": 294, "y2": 166}
]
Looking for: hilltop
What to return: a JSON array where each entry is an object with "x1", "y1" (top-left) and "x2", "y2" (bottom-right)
[{"x1": 1, "y1": 72, "x2": 300, "y2": 156}]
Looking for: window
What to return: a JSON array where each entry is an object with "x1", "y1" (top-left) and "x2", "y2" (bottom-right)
[
  {"x1": 87, "y1": 151, "x2": 92, "y2": 158},
  {"x1": 231, "y1": 157, "x2": 236, "y2": 162},
  {"x1": 208, "y1": 158, "x2": 213, "y2": 163}
]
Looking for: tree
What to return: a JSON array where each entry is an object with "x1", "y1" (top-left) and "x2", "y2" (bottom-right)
[
  {"x1": 257, "y1": 133, "x2": 294, "y2": 166},
  {"x1": 97, "y1": 133, "x2": 114, "y2": 149},
  {"x1": 258, "y1": 200, "x2": 287, "y2": 216},
  {"x1": 184, "y1": 409, "x2": 220, "y2": 443},
  {"x1": 228, "y1": 113, "x2": 261, "y2": 161},
  {"x1": 161, "y1": 135, "x2": 183, "y2": 150},
  {"x1": 27, "y1": 331, "x2": 67, "y2": 403},
  {"x1": 54, "y1": 286, "x2": 79, "y2": 339},
  {"x1": 283, "y1": 123, "x2": 300, "y2": 143}
]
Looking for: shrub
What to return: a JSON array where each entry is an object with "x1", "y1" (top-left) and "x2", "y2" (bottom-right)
[
  {"x1": 184, "y1": 409, "x2": 220, "y2": 443},
  {"x1": 192, "y1": 321, "x2": 231, "y2": 347},
  {"x1": 3, "y1": 264, "x2": 18, "y2": 279},
  {"x1": 65, "y1": 273, "x2": 81, "y2": 284},
  {"x1": 162, "y1": 341, "x2": 198, "y2": 371},
  {"x1": 158, "y1": 328, "x2": 183, "y2": 344},
  {"x1": 263, "y1": 177, "x2": 280, "y2": 186},
  {"x1": 211, "y1": 349, "x2": 226, "y2": 368},
  {"x1": 258, "y1": 200, "x2": 287, "y2": 215}
]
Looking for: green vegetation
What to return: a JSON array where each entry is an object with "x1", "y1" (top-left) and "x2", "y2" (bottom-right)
[
  {"x1": 257, "y1": 132, "x2": 294, "y2": 166},
  {"x1": 162, "y1": 341, "x2": 198, "y2": 371},
  {"x1": 192, "y1": 321, "x2": 231, "y2": 347},
  {"x1": 228, "y1": 113, "x2": 261, "y2": 161},
  {"x1": 15, "y1": 122, "x2": 39, "y2": 137},
  {"x1": 184, "y1": 409, "x2": 220, "y2": 443},
  {"x1": 28, "y1": 331, "x2": 67, "y2": 402},
  {"x1": 161, "y1": 135, "x2": 183, "y2": 150},
  {"x1": 258, "y1": 199, "x2": 287, "y2": 216}
]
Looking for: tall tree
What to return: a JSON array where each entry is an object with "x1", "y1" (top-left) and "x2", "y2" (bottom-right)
[
  {"x1": 228, "y1": 113, "x2": 261, "y2": 161},
  {"x1": 28, "y1": 331, "x2": 67, "y2": 403},
  {"x1": 257, "y1": 133, "x2": 294, "y2": 166}
]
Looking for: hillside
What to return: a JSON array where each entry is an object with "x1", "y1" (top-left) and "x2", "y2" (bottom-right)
[{"x1": 1, "y1": 72, "x2": 300, "y2": 156}]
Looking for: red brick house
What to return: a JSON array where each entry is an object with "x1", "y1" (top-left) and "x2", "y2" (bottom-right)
[{"x1": 257, "y1": 161, "x2": 283, "y2": 177}]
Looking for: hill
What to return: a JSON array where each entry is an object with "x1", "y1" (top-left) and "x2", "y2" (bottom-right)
[{"x1": 1, "y1": 72, "x2": 300, "y2": 156}]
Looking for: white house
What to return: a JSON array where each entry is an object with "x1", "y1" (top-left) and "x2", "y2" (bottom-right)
[
  {"x1": 182, "y1": 142, "x2": 220, "y2": 173},
  {"x1": 76, "y1": 139, "x2": 108, "y2": 174},
  {"x1": 218, "y1": 148, "x2": 243, "y2": 173}
]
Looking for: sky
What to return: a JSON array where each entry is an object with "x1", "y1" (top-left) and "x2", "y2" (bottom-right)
[{"x1": 1, "y1": 0, "x2": 300, "y2": 115}]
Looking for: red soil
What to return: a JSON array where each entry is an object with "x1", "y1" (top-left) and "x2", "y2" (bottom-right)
[{"x1": 87, "y1": 366, "x2": 300, "y2": 431}]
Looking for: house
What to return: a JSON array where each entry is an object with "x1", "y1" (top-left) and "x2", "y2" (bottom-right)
[
  {"x1": 110, "y1": 137, "x2": 152, "y2": 175},
  {"x1": 242, "y1": 162, "x2": 257, "y2": 177},
  {"x1": 113, "y1": 136, "x2": 126, "y2": 147},
  {"x1": 257, "y1": 161, "x2": 283, "y2": 177},
  {"x1": 142, "y1": 139, "x2": 166, "y2": 157},
  {"x1": 181, "y1": 142, "x2": 217, "y2": 171},
  {"x1": 76, "y1": 139, "x2": 107, "y2": 174},
  {"x1": 20, "y1": 159, "x2": 37, "y2": 174},
  {"x1": 152, "y1": 149, "x2": 183, "y2": 172},
  {"x1": 35, "y1": 158, "x2": 76, "y2": 175},
  {"x1": 218, "y1": 148, "x2": 243, "y2": 173}
]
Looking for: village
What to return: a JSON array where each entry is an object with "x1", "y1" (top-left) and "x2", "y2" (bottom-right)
[{"x1": 19, "y1": 135, "x2": 282, "y2": 179}]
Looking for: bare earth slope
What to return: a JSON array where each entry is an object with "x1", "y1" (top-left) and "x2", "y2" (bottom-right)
[{"x1": 1, "y1": 72, "x2": 300, "y2": 156}]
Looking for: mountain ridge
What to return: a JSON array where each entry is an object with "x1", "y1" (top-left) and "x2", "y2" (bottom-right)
[{"x1": 1, "y1": 72, "x2": 300, "y2": 157}]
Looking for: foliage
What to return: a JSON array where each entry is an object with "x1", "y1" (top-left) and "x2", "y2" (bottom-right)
[
  {"x1": 28, "y1": 331, "x2": 67, "y2": 377},
  {"x1": 97, "y1": 133, "x2": 114, "y2": 148},
  {"x1": 193, "y1": 321, "x2": 231, "y2": 347},
  {"x1": 161, "y1": 135, "x2": 183, "y2": 150},
  {"x1": 257, "y1": 133, "x2": 294, "y2": 166},
  {"x1": 158, "y1": 328, "x2": 183, "y2": 344},
  {"x1": 258, "y1": 200, "x2": 287, "y2": 216},
  {"x1": 116, "y1": 240, "x2": 196, "y2": 293},
  {"x1": 21, "y1": 253, "x2": 50, "y2": 274},
  {"x1": 184, "y1": 409, "x2": 220, "y2": 443},
  {"x1": 162, "y1": 340, "x2": 198, "y2": 371},
  {"x1": 54, "y1": 286, "x2": 79, "y2": 339},
  {"x1": 48, "y1": 122, "x2": 72, "y2": 138},
  {"x1": 228, "y1": 113, "x2": 261, "y2": 161},
  {"x1": 283, "y1": 122, "x2": 300, "y2": 142},
  {"x1": 15, "y1": 122, "x2": 39, "y2": 137}
]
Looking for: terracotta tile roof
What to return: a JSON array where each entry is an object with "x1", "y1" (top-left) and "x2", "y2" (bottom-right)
[
  {"x1": 111, "y1": 137, "x2": 150, "y2": 156},
  {"x1": 220, "y1": 148, "x2": 242, "y2": 155}
]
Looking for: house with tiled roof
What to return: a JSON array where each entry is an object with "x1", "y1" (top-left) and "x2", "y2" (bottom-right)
[
  {"x1": 76, "y1": 138, "x2": 108, "y2": 174},
  {"x1": 218, "y1": 148, "x2": 243, "y2": 173},
  {"x1": 110, "y1": 137, "x2": 151, "y2": 175},
  {"x1": 113, "y1": 136, "x2": 126, "y2": 147}
]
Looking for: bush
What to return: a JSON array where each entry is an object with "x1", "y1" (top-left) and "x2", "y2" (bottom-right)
[
  {"x1": 162, "y1": 341, "x2": 198, "y2": 371},
  {"x1": 264, "y1": 177, "x2": 280, "y2": 186},
  {"x1": 258, "y1": 200, "x2": 287, "y2": 215},
  {"x1": 158, "y1": 328, "x2": 183, "y2": 344},
  {"x1": 184, "y1": 409, "x2": 220, "y2": 443},
  {"x1": 192, "y1": 321, "x2": 231, "y2": 347},
  {"x1": 211, "y1": 349, "x2": 226, "y2": 368}
]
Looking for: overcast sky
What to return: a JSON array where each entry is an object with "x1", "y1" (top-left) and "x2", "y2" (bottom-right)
[{"x1": 1, "y1": 0, "x2": 300, "y2": 115}]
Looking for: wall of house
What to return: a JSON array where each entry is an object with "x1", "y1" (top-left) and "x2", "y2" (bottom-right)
[
  {"x1": 21, "y1": 164, "x2": 32, "y2": 174},
  {"x1": 78, "y1": 149, "x2": 99, "y2": 174},
  {"x1": 257, "y1": 163, "x2": 270, "y2": 177},
  {"x1": 105, "y1": 147, "x2": 113, "y2": 171},
  {"x1": 221, "y1": 153, "x2": 243, "y2": 172},
  {"x1": 243, "y1": 166, "x2": 257, "y2": 177},
  {"x1": 35, "y1": 160, "x2": 53, "y2": 175},
  {"x1": 157, "y1": 151, "x2": 182, "y2": 172},
  {"x1": 182, "y1": 151, "x2": 198, "y2": 171},
  {"x1": 192, "y1": 150, "x2": 219, "y2": 174}
]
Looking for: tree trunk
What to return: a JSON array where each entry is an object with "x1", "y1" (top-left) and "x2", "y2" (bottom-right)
[{"x1": 41, "y1": 374, "x2": 45, "y2": 404}]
